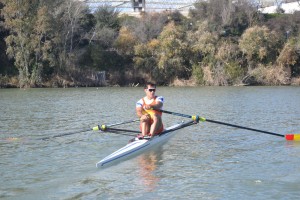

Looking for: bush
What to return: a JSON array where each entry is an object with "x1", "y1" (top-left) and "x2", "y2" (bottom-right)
[
  {"x1": 192, "y1": 64, "x2": 204, "y2": 85},
  {"x1": 224, "y1": 62, "x2": 245, "y2": 84},
  {"x1": 291, "y1": 77, "x2": 300, "y2": 85},
  {"x1": 250, "y1": 64, "x2": 290, "y2": 85},
  {"x1": 239, "y1": 26, "x2": 281, "y2": 64}
]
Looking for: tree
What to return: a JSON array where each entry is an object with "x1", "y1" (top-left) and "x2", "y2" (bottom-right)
[
  {"x1": 187, "y1": 21, "x2": 219, "y2": 62},
  {"x1": 216, "y1": 40, "x2": 245, "y2": 84},
  {"x1": 88, "y1": 5, "x2": 121, "y2": 72},
  {"x1": 133, "y1": 39, "x2": 159, "y2": 81},
  {"x1": 1, "y1": 0, "x2": 91, "y2": 87},
  {"x1": 156, "y1": 21, "x2": 190, "y2": 82},
  {"x1": 263, "y1": 11, "x2": 300, "y2": 40},
  {"x1": 277, "y1": 36, "x2": 300, "y2": 77},
  {"x1": 122, "y1": 12, "x2": 168, "y2": 43},
  {"x1": 0, "y1": 1, "x2": 15, "y2": 75},
  {"x1": 2, "y1": 0, "x2": 41, "y2": 87},
  {"x1": 114, "y1": 26, "x2": 137, "y2": 56},
  {"x1": 189, "y1": 0, "x2": 261, "y2": 36},
  {"x1": 239, "y1": 25, "x2": 281, "y2": 65},
  {"x1": 54, "y1": 0, "x2": 91, "y2": 70}
]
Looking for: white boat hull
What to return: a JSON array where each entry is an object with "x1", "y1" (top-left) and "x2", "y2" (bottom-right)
[{"x1": 96, "y1": 121, "x2": 193, "y2": 168}]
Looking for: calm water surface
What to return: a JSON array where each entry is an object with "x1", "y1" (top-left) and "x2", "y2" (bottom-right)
[{"x1": 0, "y1": 87, "x2": 300, "y2": 200}]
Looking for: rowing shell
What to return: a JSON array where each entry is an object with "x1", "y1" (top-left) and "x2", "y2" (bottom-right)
[{"x1": 96, "y1": 120, "x2": 195, "y2": 168}]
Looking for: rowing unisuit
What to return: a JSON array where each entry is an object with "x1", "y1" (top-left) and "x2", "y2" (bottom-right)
[{"x1": 136, "y1": 96, "x2": 164, "y2": 118}]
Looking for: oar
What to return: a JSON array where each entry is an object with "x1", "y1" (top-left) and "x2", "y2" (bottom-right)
[
  {"x1": 4, "y1": 119, "x2": 140, "y2": 141},
  {"x1": 92, "y1": 119, "x2": 140, "y2": 133},
  {"x1": 39, "y1": 128, "x2": 92, "y2": 140},
  {"x1": 156, "y1": 109, "x2": 300, "y2": 141},
  {"x1": 102, "y1": 119, "x2": 140, "y2": 127},
  {"x1": 36, "y1": 119, "x2": 140, "y2": 140}
]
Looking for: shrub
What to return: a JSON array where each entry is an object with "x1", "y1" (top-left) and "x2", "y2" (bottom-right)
[
  {"x1": 239, "y1": 26, "x2": 281, "y2": 64},
  {"x1": 250, "y1": 64, "x2": 290, "y2": 85},
  {"x1": 224, "y1": 62, "x2": 245, "y2": 84},
  {"x1": 192, "y1": 64, "x2": 204, "y2": 85}
]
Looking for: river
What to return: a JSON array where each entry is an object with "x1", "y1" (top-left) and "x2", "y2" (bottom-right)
[{"x1": 0, "y1": 86, "x2": 300, "y2": 199}]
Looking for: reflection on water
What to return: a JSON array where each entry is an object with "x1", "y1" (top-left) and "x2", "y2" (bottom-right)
[{"x1": 137, "y1": 147, "x2": 163, "y2": 191}]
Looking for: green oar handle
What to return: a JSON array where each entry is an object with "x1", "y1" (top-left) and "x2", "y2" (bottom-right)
[{"x1": 93, "y1": 119, "x2": 140, "y2": 132}]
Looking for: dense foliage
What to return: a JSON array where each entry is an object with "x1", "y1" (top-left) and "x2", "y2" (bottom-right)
[{"x1": 0, "y1": 0, "x2": 300, "y2": 87}]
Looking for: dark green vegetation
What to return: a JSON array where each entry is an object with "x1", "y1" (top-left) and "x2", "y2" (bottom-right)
[{"x1": 0, "y1": 0, "x2": 300, "y2": 88}]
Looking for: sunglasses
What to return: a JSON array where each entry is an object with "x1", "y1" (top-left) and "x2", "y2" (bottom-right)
[{"x1": 147, "y1": 89, "x2": 156, "y2": 92}]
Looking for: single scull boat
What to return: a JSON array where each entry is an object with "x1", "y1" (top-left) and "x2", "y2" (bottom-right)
[{"x1": 96, "y1": 120, "x2": 196, "y2": 168}]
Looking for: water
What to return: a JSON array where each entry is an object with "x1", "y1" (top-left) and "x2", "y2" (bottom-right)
[{"x1": 0, "y1": 87, "x2": 300, "y2": 199}]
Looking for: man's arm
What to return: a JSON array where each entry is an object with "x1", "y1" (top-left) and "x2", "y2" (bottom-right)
[
  {"x1": 136, "y1": 106, "x2": 144, "y2": 118},
  {"x1": 136, "y1": 106, "x2": 150, "y2": 122},
  {"x1": 151, "y1": 101, "x2": 163, "y2": 110}
]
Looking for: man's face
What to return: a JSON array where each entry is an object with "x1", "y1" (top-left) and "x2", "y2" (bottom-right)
[{"x1": 145, "y1": 85, "x2": 156, "y2": 99}]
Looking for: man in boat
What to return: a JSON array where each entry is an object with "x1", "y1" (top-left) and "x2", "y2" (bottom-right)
[{"x1": 136, "y1": 82, "x2": 164, "y2": 138}]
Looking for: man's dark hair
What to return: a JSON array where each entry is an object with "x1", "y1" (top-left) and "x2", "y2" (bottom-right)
[{"x1": 144, "y1": 82, "x2": 156, "y2": 89}]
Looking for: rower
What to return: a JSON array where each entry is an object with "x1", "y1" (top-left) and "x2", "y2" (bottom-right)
[{"x1": 136, "y1": 82, "x2": 164, "y2": 138}]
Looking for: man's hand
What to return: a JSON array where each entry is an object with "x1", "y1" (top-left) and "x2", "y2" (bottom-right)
[
  {"x1": 143, "y1": 105, "x2": 152, "y2": 110},
  {"x1": 140, "y1": 114, "x2": 150, "y2": 122}
]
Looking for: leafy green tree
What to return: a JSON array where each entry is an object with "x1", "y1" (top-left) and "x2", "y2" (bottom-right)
[
  {"x1": 114, "y1": 26, "x2": 137, "y2": 56},
  {"x1": 2, "y1": 0, "x2": 91, "y2": 87},
  {"x1": 88, "y1": 6, "x2": 122, "y2": 73},
  {"x1": 0, "y1": 1, "x2": 15, "y2": 75},
  {"x1": 156, "y1": 21, "x2": 190, "y2": 82},
  {"x1": 2, "y1": 0, "x2": 40, "y2": 87},
  {"x1": 133, "y1": 39, "x2": 159, "y2": 81},
  {"x1": 187, "y1": 21, "x2": 218, "y2": 85},
  {"x1": 188, "y1": 21, "x2": 218, "y2": 59}
]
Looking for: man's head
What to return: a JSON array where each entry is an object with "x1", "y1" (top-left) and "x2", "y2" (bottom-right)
[{"x1": 144, "y1": 82, "x2": 156, "y2": 98}]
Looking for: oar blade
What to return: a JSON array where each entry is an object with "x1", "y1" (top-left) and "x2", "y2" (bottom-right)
[{"x1": 285, "y1": 134, "x2": 300, "y2": 141}]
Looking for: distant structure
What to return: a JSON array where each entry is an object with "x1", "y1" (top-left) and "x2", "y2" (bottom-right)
[
  {"x1": 82, "y1": 0, "x2": 300, "y2": 16},
  {"x1": 258, "y1": 1, "x2": 300, "y2": 14},
  {"x1": 132, "y1": 0, "x2": 145, "y2": 12},
  {"x1": 83, "y1": 0, "x2": 195, "y2": 16}
]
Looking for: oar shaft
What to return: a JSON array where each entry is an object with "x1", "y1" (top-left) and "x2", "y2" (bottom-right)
[
  {"x1": 205, "y1": 119, "x2": 284, "y2": 137},
  {"x1": 107, "y1": 119, "x2": 140, "y2": 127},
  {"x1": 158, "y1": 109, "x2": 192, "y2": 118},
  {"x1": 105, "y1": 127, "x2": 140, "y2": 133},
  {"x1": 39, "y1": 128, "x2": 92, "y2": 140},
  {"x1": 93, "y1": 118, "x2": 140, "y2": 132},
  {"x1": 26, "y1": 119, "x2": 140, "y2": 141},
  {"x1": 157, "y1": 109, "x2": 285, "y2": 138},
  {"x1": 159, "y1": 120, "x2": 197, "y2": 136}
]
